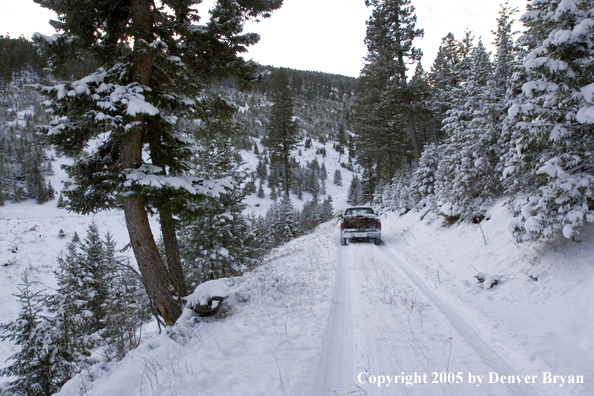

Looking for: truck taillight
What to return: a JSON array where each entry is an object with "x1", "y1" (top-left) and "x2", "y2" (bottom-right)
[
  {"x1": 378, "y1": 221, "x2": 381, "y2": 230},
  {"x1": 341, "y1": 222, "x2": 344, "y2": 230}
]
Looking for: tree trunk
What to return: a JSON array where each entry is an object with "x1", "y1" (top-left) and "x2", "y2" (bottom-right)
[
  {"x1": 283, "y1": 153, "x2": 290, "y2": 196},
  {"x1": 398, "y1": 47, "x2": 422, "y2": 164},
  {"x1": 159, "y1": 209, "x2": 187, "y2": 297},
  {"x1": 122, "y1": 197, "x2": 182, "y2": 325},
  {"x1": 407, "y1": 108, "x2": 421, "y2": 163},
  {"x1": 376, "y1": 158, "x2": 382, "y2": 186},
  {"x1": 122, "y1": 0, "x2": 181, "y2": 325},
  {"x1": 146, "y1": 128, "x2": 188, "y2": 298}
]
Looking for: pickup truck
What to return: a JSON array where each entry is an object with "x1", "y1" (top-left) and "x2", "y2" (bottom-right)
[{"x1": 339, "y1": 207, "x2": 381, "y2": 246}]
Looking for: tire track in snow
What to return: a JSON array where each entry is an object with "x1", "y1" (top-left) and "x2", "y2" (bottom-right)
[
  {"x1": 316, "y1": 243, "x2": 356, "y2": 395},
  {"x1": 350, "y1": 244, "x2": 462, "y2": 396},
  {"x1": 376, "y1": 244, "x2": 543, "y2": 396}
]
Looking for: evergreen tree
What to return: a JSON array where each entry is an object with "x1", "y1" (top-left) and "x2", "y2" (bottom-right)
[
  {"x1": 352, "y1": 0, "x2": 424, "y2": 197},
  {"x1": 430, "y1": 33, "x2": 462, "y2": 91},
  {"x1": 504, "y1": 0, "x2": 594, "y2": 240},
  {"x1": 256, "y1": 158, "x2": 268, "y2": 180},
  {"x1": 244, "y1": 177, "x2": 257, "y2": 195},
  {"x1": 266, "y1": 69, "x2": 299, "y2": 196},
  {"x1": 305, "y1": 161, "x2": 321, "y2": 196},
  {"x1": 33, "y1": 0, "x2": 283, "y2": 325},
  {"x1": 387, "y1": 170, "x2": 415, "y2": 215},
  {"x1": 56, "y1": 192, "x2": 66, "y2": 208},
  {"x1": 320, "y1": 162, "x2": 327, "y2": 180},
  {"x1": 410, "y1": 143, "x2": 440, "y2": 207},
  {"x1": 179, "y1": 113, "x2": 259, "y2": 286},
  {"x1": 347, "y1": 176, "x2": 364, "y2": 206},
  {"x1": 428, "y1": 32, "x2": 465, "y2": 135},
  {"x1": 301, "y1": 197, "x2": 322, "y2": 232},
  {"x1": 320, "y1": 177, "x2": 327, "y2": 195},
  {"x1": 364, "y1": 0, "x2": 424, "y2": 162},
  {"x1": 266, "y1": 195, "x2": 300, "y2": 245},
  {"x1": 0, "y1": 272, "x2": 76, "y2": 396},
  {"x1": 100, "y1": 232, "x2": 151, "y2": 361},
  {"x1": 270, "y1": 185, "x2": 278, "y2": 201},
  {"x1": 11, "y1": 179, "x2": 23, "y2": 203},
  {"x1": 492, "y1": 1, "x2": 520, "y2": 96},
  {"x1": 257, "y1": 179, "x2": 265, "y2": 198},
  {"x1": 79, "y1": 221, "x2": 110, "y2": 335},
  {"x1": 48, "y1": 230, "x2": 100, "y2": 361},
  {"x1": 348, "y1": 136, "x2": 356, "y2": 162},
  {"x1": 0, "y1": 35, "x2": 47, "y2": 83},
  {"x1": 408, "y1": 60, "x2": 440, "y2": 144},
  {"x1": 304, "y1": 137, "x2": 312, "y2": 149},
  {"x1": 333, "y1": 169, "x2": 343, "y2": 186},
  {"x1": 436, "y1": 40, "x2": 503, "y2": 222},
  {"x1": 46, "y1": 181, "x2": 55, "y2": 201},
  {"x1": 322, "y1": 195, "x2": 334, "y2": 220}
]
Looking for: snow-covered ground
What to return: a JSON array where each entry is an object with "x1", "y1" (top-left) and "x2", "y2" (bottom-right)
[{"x1": 1, "y1": 142, "x2": 592, "y2": 395}]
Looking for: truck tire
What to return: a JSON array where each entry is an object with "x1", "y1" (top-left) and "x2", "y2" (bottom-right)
[
  {"x1": 341, "y1": 237, "x2": 348, "y2": 246},
  {"x1": 374, "y1": 237, "x2": 381, "y2": 245}
]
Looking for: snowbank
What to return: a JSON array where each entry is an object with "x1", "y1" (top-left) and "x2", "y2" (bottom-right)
[
  {"x1": 53, "y1": 222, "x2": 338, "y2": 396},
  {"x1": 379, "y1": 199, "x2": 594, "y2": 394}
]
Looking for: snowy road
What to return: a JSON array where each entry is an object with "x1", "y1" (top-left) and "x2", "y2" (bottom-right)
[{"x1": 317, "y1": 239, "x2": 552, "y2": 396}]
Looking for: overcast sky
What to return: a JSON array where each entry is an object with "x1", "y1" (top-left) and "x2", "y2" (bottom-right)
[{"x1": 0, "y1": 0, "x2": 528, "y2": 78}]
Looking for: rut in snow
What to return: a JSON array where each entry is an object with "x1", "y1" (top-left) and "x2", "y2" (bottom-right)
[
  {"x1": 316, "y1": 243, "x2": 356, "y2": 395},
  {"x1": 375, "y1": 244, "x2": 543, "y2": 396}
]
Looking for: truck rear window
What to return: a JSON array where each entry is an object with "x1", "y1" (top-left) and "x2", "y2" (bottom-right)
[{"x1": 345, "y1": 208, "x2": 374, "y2": 216}]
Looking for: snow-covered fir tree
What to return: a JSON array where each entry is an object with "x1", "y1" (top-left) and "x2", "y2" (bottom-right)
[
  {"x1": 99, "y1": 233, "x2": 151, "y2": 361},
  {"x1": 347, "y1": 175, "x2": 364, "y2": 206},
  {"x1": 410, "y1": 143, "x2": 441, "y2": 207},
  {"x1": 504, "y1": 0, "x2": 594, "y2": 240},
  {"x1": 377, "y1": 170, "x2": 415, "y2": 215},
  {"x1": 33, "y1": 0, "x2": 283, "y2": 325},
  {"x1": 333, "y1": 169, "x2": 343, "y2": 186},
  {"x1": 301, "y1": 197, "x2": 323, "y2": 232},
  {"x1": 257, "y1": 180, "x2": 265, "y2": 198},
  {"x1": 436, "y1": 40, "x2": 504, "y2": 222},
  {"x1": 0, "y1": 272, "x2": 76, "y2": 396},
  {"x1": 266, "y1": 195, "x2": 300, "y2": 245}
]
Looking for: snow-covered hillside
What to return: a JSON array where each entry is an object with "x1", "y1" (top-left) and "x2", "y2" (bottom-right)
[{"x1": 242, "y1": 137, "x2": 354, "y2": 217}]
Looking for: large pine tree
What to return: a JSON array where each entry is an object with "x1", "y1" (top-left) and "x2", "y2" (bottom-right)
[
  {"x1": 33, "y1": 0, "x2": 282, "y2": 325},
  {"x1": 266, "y1": 69, "x2": 299, "y2": 197},
  {"x1": 368, "y1": 0, "x2": 424, "y2": 160},
  {"x1": 352, "y1": 0, "x2": 424, "y2": 197}
]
